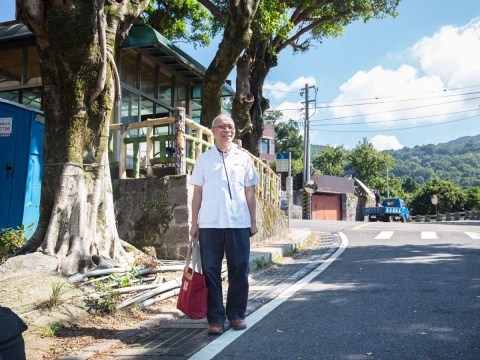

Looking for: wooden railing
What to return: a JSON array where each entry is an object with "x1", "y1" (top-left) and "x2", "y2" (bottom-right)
[
  {"x1": 411, "y1": 210, "x2": 480, "y2": 222},
  {"x1": 108, "y1": 107, "x2": 280, "y2": 207}
]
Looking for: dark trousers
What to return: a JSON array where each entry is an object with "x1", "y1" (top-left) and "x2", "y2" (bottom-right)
[
  {"x1": 199, "y1": 228, "x2": 250, "y2": 325},
  {"x1": 0, "y1": 336, "x2": 26, "y2": 360}
]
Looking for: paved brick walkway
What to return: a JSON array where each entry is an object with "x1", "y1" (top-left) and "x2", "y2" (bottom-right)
[{"x1": 97, "y1": 233, "x2": 339, "y2": 359}]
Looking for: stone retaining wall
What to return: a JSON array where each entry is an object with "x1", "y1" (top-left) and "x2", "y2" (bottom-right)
[{"x1": 113, "y1": 175, "x2": 287, "y2": 259}]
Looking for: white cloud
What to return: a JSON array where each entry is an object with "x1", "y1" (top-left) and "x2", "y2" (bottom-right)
[
  {"x1": 411, "y1": 18, "x2": 480, "y2": 88},
  {"x1": 328, "y1": 18, "x2": 480, "y2": 129},
  {"x1": 265, "y1": 76, "x2": 317, "y2": 100},
  {"x1": 370, "y1": 135, "x2": 404, "y2": 151},
  {"x1": 329, "y1": 65, "x2": 446, "y2": 124}
]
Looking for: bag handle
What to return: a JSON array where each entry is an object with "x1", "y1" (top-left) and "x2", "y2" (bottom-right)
[{"x1": 184, "y1": 238, "x2": 203, "y2": 275}]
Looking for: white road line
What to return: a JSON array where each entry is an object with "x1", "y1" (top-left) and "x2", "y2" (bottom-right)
[
  {"x1": 374, "y1": 231, "x2": 394, "y2": 240},
  {"x1": 464, "y1": 232, "x2": 480, "y2": 239},
  {"x1": 189, "y1": 233, "x2": 349, "y2": 360},
  {"x1": 421, "y1": 231, "x2": 438, "y2": 239}
]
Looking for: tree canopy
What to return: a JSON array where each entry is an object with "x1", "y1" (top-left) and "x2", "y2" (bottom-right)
[
  {"x1": 265, "y1": 111, "x2": 304, "y2": 160},
  {"x1": 312, "y1": 145, "x2": 346, "y2": 177},
  {"x1": 142, "y1": 0, "x2": 215, "y2": 47},
  {"x1": 232, "y1": 0, "x2": 401, "y2": 153},
  {"x1": 345, "y1": 138, "x2": 395, "y2": 194},
  {"x1": 408, "y1": 178, "x2": 465, "y2": 215}
]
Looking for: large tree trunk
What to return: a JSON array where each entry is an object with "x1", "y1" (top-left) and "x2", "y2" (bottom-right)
[
  {"x1": 233, "y1": 36, "x2": 277, "y2": 155},
  {"x1": 199, "y1": 0, "x2": 260, "y2": 127},
  {"x1": 231, "y1": 53, "x2": 254, "y2": 145},
  {"x1": 16, "y1": 0, "x2": 149, "y2": 275}
]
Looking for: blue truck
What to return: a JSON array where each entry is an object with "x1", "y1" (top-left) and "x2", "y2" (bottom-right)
[{"x1": 363, "y1": 198, "x2": 409, "y2": 222}]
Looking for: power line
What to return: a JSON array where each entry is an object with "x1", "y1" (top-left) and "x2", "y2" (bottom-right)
[
  {"x1": 317, "y1": 84, "x2": 480, "y2": 103},
  {"x1": 264, "y1": 84, "x2": 480, "y2": 103},
  {"x1": 309, "y1": 97, "x2": 480, "y2": 123},
  {"x1": 270, "y1": 92, "x2": 480, "y2": 112},
  {"x1": 310, "y1": 108, "x2": 480, "y2": 127},
  {"x1": 313, "y1": 91, "x2": 480, "y2": 109},
  {"x1": 310, "y1": 114, "x2": 480, "y2": 132}
]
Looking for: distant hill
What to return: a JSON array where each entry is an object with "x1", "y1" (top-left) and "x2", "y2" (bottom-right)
[
  {"x1": 311, "y1": 144, "x2": 325, "y2": 158},
  {"x1": 309, "y1": 134, "x2": 480, "y2": 189},
  {"x1": 437, "y1": 134, "x2": 480, "y2": 147},
  {"x1": 385, "y1": 134, "x2": 480, "y2": 188}
]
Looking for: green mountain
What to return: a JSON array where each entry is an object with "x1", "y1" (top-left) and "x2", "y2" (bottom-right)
[
  {"x1": 309, "y1": 135, "x2": 480, "y2": 188},
  {"x1": 385, "y1": 135, "x2": 480, "y2": 188}
]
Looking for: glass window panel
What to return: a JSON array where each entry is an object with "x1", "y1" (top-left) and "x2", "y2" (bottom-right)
[
  {"x1": 22, "y1": 88, "x2": 42, "y2": 110},
  {"x1": 158, "y1": 70, "x2": 171, "y2": 106},
  {"x1": 0, "y1": 48, "x2": 22, "y2": 86},
  {"x1": 0, "y1": 90, "x2": 20, "y2": 103},
  {"x1": 261, "y1": 138, "x2": 269, "y2": 154},
  {"x1": 140, "y1": 97, "x2": 154, "y2": 121},
  {"x1": 26, "y1": 46, "x2": 41, "y2": 86},
  {"x1": 154, "y1": 102, "x2": 170, "y2": 119},
  {"x1": 174, "y1": 81, "x2": 187, "y2": 108},
  {"x1": 120, "y1": 49, "x2": 138, "y2": 88},
  {"x1": 140, "y1": 57, "x2": 156, "y2": 97},
  {"x1": 121, "y1": 88, "x2": 139, "y2": 125}
]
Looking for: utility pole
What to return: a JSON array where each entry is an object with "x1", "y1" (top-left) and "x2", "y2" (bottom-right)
[{"x1": 300, "y1": 83, "x2": 317, "y2": 219}]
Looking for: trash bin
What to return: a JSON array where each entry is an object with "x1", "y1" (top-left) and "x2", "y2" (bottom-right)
[{"x1": 0, "y1": 306, "x2": 28, "y2": 360}]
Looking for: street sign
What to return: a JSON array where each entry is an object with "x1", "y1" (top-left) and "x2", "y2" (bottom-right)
[
  {"x1": 276, "y1": 153, "x2": 289, "y2": 172},
  {"x1": 286, "y1": 176, "x2": 293, "y2": 196}
]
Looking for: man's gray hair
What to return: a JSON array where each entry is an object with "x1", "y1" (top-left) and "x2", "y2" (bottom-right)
[{"x1": 212, "y1": 114, "x2": 234, "y2": 128}]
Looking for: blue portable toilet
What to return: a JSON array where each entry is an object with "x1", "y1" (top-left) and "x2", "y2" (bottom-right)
[{"x1": 0, "y1": 99, "x2": 44, "y2": 238}]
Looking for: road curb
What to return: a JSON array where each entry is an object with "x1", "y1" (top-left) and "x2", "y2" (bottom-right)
[{"x1": 249, "y1": 228, "x2": 313, "y2": 271}]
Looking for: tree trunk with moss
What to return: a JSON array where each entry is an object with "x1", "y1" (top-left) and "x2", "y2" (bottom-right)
[
  {"x1": 233, "y1": 35, "x2": 277, "y2": 155},
  {"x1": 199, "y1": 0, "x2": 260, "y2": 127},
  {"x1": 16, "y1": 0, "x2": 150, "y2": 275}
]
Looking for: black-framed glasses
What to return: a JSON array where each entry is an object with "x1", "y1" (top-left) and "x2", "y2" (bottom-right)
[{"x1": 215, "y1": 124, "x2": 235, "y2": 130}]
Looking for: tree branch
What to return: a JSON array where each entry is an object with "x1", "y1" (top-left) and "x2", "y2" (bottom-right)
[
  {"x1": 15, "y1": 0, "x2": 46, "y2": 34},
  {"x1": 277, "y1": 11, "x2": 351, "y2": 53},
  {"x1": 196, "y1": 0, "x2": 226, "y2": 22},
  {"x1": 272, "y1": 0, "x2": 331, "y2": 48}
]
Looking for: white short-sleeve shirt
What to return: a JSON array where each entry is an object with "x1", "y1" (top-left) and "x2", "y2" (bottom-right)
[{"x1": 189, "y1": 146, "x2": 260, "y2": 228}]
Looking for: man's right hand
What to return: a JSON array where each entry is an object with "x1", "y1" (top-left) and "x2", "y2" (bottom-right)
[{"x1": 190, "y1": 224, "x2": 199, "y2": 241}]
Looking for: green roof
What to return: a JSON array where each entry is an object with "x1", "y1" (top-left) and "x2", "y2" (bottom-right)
[{"x1": 0, "y1": 21, "x2": 234, "y2": 95}]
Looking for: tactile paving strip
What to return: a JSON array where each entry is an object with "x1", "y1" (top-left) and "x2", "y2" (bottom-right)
[{"x1": 134, "y1": 328, "x2": 204, "y2": 349}]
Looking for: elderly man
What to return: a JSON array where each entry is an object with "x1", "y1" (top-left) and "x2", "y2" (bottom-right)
[{"x1": 189, "y1": 114, "x2": 260, "y2": 335}]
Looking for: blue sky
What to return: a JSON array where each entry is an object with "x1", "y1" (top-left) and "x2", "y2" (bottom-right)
[{"x1": 2, "y1": 1, "x2": 480, "y2": 150}]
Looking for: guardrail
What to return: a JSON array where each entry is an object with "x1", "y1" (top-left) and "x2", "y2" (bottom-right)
[
  {"x1": 108, "y1": 107, "x2": 280, "y2": 206},
  {"x1": 410, "y1": 210, "x2": 480, "y2": 222}
]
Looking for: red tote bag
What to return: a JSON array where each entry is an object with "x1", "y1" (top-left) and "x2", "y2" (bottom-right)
[{"x1": 177, "y1": 239, "x2": 208, "y2": 319}]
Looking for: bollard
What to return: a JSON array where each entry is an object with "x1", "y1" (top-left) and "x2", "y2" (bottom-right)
[
  {"x1": 446, "y1": 213, "x2": 451, "y2": 221},
  {"x1": 416, "y1": 215, "x2": 421, "y2": 222},
  {"x1": 465, "y1": 210, "x2": 471, "y2": 220},
  {"x1": 454, "y1": 212, "x2": 460, "y2": 221},
  {"x1": 425, "y1": 214, "x2": 430, "y2": 222},
  {"x1": 436, "y1": 214, "x2": 442, "y2": 221}
]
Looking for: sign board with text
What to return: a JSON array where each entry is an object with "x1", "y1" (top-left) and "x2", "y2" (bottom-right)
[
  {"x1": 0, "y1": 118, "x2": 12, "y2": 137},
  {"x1": 275, "y1": 153, "x2": 290, "y2": 173}
]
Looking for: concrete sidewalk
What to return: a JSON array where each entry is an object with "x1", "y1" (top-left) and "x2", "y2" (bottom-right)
[
  {"x1": 59, "y1": 228, "x2": 335, "y2": 360},
  {"x1": 249, "y1": 228, "x2": 312, "y2": 271}
]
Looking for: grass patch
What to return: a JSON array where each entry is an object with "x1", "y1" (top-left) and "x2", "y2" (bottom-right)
[{"x1": 41, "y1": 322, "x2": 63, "y2": 337}]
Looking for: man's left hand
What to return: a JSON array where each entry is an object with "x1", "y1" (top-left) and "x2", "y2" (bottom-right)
[{"x1": 250, "y1": 224, "x2": 258, "y2": 237}]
